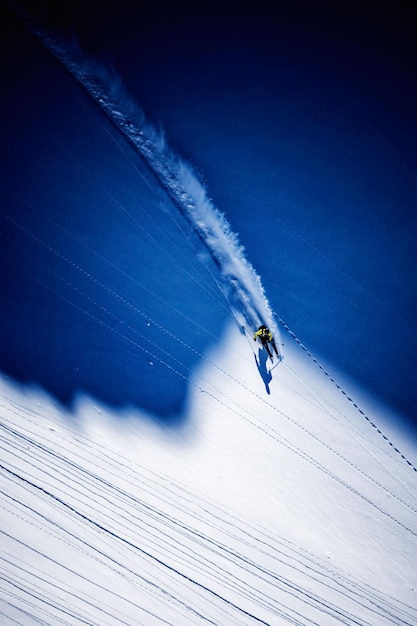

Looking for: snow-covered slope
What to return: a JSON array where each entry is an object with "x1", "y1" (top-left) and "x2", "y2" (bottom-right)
[
  {"x1": 1, "y1": 328, "x2": 417, "y2": 625},
  {"x1": 1, "y1": 7, "x2": 417, "y2": 625}
]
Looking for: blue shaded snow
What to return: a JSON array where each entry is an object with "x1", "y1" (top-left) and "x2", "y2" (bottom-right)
[
  {"x1": 0, "y1": 23, "x2": 230, "y2": 421},
  {"x1": 1, "y1": 13, "x2": 280, "y2": 423}
]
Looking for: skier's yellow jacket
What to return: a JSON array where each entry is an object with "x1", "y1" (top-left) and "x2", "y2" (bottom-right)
[{"x1": 253, "y1": 327, "x2": 273, "y2": 342}]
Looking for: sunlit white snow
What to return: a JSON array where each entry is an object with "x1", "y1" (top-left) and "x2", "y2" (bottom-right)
[{"x1": 1, "y1": 322, "x2": 416, "y2": 625}]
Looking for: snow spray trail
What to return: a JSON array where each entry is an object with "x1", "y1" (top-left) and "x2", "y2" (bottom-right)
[{"x1": 23, "y1": 26, "x2": 281, "y2": 356}]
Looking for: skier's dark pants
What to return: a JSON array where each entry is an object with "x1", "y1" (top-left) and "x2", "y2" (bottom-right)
[
  {"x1": 261, "y1": 339, "x2": 278, "y2": 359},
  {"x1": 261, "y1": 339, "x2": 273, "y2": 359}
]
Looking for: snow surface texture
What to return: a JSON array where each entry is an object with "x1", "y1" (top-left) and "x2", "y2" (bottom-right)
[
  {"x1": 32, "y1": 30, "x2": 280, "y2": 346},
  {"x1": 2, "y1": 333, "x2": 417, "y2": 625},
  {"x1": 1, "y1": 7, "x2": 417, "y2": 626}
]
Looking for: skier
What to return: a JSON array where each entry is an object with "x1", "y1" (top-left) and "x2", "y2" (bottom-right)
[{"x1": 253, "y1": 325, "x2": 279, "y2": 362}]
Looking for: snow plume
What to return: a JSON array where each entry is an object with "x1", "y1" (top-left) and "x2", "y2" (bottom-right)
[{"x1": 27, "y1": 27, "x2": 282, "y2": 354}]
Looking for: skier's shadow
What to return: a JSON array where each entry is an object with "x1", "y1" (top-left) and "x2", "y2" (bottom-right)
[{"x1": 254, "y1": 348, "x2": 272, "y2": 394}]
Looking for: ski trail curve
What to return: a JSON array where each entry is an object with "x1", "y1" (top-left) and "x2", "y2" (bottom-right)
[{"x1": 26, "y1": 25, "x2": 281, "y2": 355}]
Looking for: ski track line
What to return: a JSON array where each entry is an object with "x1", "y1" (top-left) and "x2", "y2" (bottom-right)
[
  {"x1": 0, "y1": 432, "x2": 352, "y2": 626},
  {"x1": 2, "y1": 454, "x2": 198, "y2": 624},
  {"x1": 282, "y1": 360, "x2": 417, "y2": 504},
  {"x1": 1, "y1": 465, "x2": 285, "y2": 626},
  {"x1": 1, "y1": 531, "x2": 174, "y2": 626},
  {"x1": 22, "y1": 19, "x2": 281, "y2": 341},
  {"x1": 4, "y1": 198, "x2": 416, "y2": 517},
  {"x1": 1, "y1": 410, "x2": 404, "y2": 624},
  {"x1": 0, "y1": 458, "x2": 359, "y2": 626},
  {"x1": 1, "y1": 554, "x2": 135, "y2": 626},
  {"x1": 1, "y1": 504, "x2": 181, "y2": 625},
  {"x1": 4, "y1": 23, "x2": 411, "y2": 490},
  {"x1": 131, "y1": 463, "x2": 417, "y2": 624},
  {"x1": 195, "y1": 353, "x2": 417, "y2": 519},
  {"x1": 0, "y1": 492, "x2": 376, "y2": 624},
  {"x1": 102, "y1": 452, "x2": 417, "y2": 623},
  {"x1": 3, "y1": 240, "x2": 417, "y2": 563},
  {"x1": 2, "y1": 448, "x2": 412, "y2": 620},
  {"x1": 2, "y1": 15, "x2": 416, "y2": 624},
  {"x1": 1, "y1": 436, "x2": 282, "y2": 622},
  {"x1": 0, "y1": 424, "x2": 240, "y2": 624},
  {"x1": 1, "y1": 408, "x2": 414, "y2": 624},
  {"x1": 8, "y1": 119, "x2": 225, "y2": 311},
  {"x1": 206, "y1": 391, "x2": 417, "y2": 541},
  {"x1": 277, "y1": 316, "x2": 417, "y2": 473},
  {"x1": 10, "y1": 0, "x2": 416, "y2": 477},
  {"x1": 2, "y1": 213, "x2": 414, "y2": 525},
  {"x1": 2, "y1": 476, "x2": 221, "y2": 620},
  {"x1": 0, "y1": 404, "x2": 412, "y2": 624},
  {"x1": 251, "y1": 193, "x2": 417, "y2": 337},
  {"x1": 3, "y1": 234, "x2": 416, "y2": 545},
  {"x1": 0, "y1": 572, "x2": 101, "y2": 626},
  {"x1": 1, "y1": 491, "x2": 231, "y2": 626},
  {"x1": 0, "y1": 203, "x2": 224, "y2": 345},
  {"x1": 0, "y1": 602, "x2": 47, "y2": 626}
]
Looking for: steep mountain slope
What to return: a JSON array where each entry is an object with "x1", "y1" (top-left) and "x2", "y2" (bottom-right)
[
  {"x1": 1, "y1": 329, "x2": 417, "y2": 625},
  {"x1": 1, "y1": 6, "x2": 416, "y2": 625}
]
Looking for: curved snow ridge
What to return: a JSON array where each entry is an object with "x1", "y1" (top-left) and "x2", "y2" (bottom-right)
[{"x1": 31, "y1": 30, "x2": 281, "y2": 353}]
